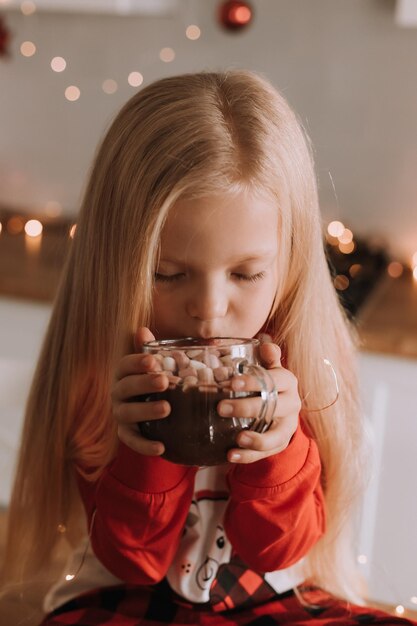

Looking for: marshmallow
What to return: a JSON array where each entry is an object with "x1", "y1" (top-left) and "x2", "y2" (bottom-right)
[
  {"x1": 162, "y1": 356, "x2": 177, "y2": 372},
  {"x1": 172, "y1": 350, "x2": 190, "y2": 369},
  {"x1": 179, "y1": 366, "x2": 198, "y2": 379},
  {"x1": 197, "y1": 367, "x2": 214, "y2": 383},
  {"x1": 189, "y1": 359, "x2": 207, "y2": 370},
  {"x1": 186, "y1": 349, "x2": 203, "y2": 359}
]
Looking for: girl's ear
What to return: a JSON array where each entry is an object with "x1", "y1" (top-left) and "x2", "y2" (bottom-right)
[{"x1": 133, "y1": 327, "x2": 156, "y2": 352}]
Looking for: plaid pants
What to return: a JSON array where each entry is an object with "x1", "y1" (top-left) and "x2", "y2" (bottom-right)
[{"x1": 39, "y1": 581, "x2": 417, "y2": 626}]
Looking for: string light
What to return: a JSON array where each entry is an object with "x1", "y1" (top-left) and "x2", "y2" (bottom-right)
[
  {"x1": 128, "y1": 71, "x2": 143, "y2": 87},
  {"x1": 20, "y1": 40, "x2": 36, "y2": 57},
  {"x1": 349, "y1": 263, "x2": 362, "y2": 277},
  {"x1": 338, "y1": 228, "x2": 353, "y2": 244},
  {"x1": 333, "y1": 275, "x2": 349, "y2": 291},
  {"x1": 186, "y1": 24, "x2": 201, "y2": 40},
  {"x1": 21, "y1": 1, "x2": 37, "y2": 16},
  {"x1": 387, "y1": 261, "x2": 404, "y2": 278},
  {"x1": 65, "y1": 574, "x2": 75, "y2": 581},
  {"x1": 411, "y1": 597, "x2": 417, "y2": 605},
  {"x1": 327, "y1": 220, "x2": 345, "y2": 238},
  {"x1": 159, "y1": 47, "x2": 175, "y2": 62},
  {"x1": 338, "y1": 241, "x2": 355, "y2": 254},
  {"x1": 24, "y1": 219, "x2": 43, "y2": 237},
  {"x1": 65, "y1": 86, "x2": 81, "y2": 102},
  {"x1": 395, "y1": 605, "x2": 405, "y2": 616},
  {"x1": 7, "y1": 216, "x2": 24, "y2": 234},
  {"x1": 51, "y1": 56, "x2": 67, "y2": 73},
  {"x1": 357, "y1": 554, "x2": 368, "y2": 565},
  {"x1": 102, "y1": 79, "x2": 118, "y2": 94}
]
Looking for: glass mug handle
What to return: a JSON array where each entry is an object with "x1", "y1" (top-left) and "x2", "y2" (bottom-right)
[{"x1": 233, "y1": 359, "x2": 278, "y2": 431}]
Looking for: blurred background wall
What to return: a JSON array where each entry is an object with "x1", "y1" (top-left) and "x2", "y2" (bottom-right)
[{"x1": 0, "y1": 0, "x2": 416, "y2": 262}]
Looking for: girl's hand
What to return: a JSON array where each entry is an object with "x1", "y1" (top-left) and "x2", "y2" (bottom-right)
[
  {"x1": 218, "y1": 343, "x2": 301, "y2": 464},
  {"x1": 111, "y1": 327, "x2": 169, "y2": 456}
]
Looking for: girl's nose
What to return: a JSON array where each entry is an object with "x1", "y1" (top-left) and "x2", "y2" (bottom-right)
[{"x1": 186, "y1": 280, "x2": 228, "y2": 321}]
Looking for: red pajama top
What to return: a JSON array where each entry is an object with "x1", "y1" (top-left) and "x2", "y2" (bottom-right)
[{"x1": 44, "y1": 421, "x2": 325, "y2": 612}]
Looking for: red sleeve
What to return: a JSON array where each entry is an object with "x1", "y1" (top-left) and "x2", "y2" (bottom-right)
[
  {"x1": 76, "y1": 443, "x2": 197, "y2": 584},
  {"x1": 224, "y1": 421, "x2": 325, "y2": 572}
]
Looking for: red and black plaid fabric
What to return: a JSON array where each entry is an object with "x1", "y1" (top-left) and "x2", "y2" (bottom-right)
[{"x1": 39, "y1": 582, "x2": 417, "y2": 626}]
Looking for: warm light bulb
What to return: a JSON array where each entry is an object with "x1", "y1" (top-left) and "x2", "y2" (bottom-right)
[
  {"x1": 186, "y1": 24, "x2": 201, "y2": 40},
  {"x1": 128, "y1": 71, "x2": 143, "y2": 87},
  {"x1": 387, "y1": 261, "x2": 404, "y2": 278},
  {"x1": 411, "y1": 596, "x2": 417, "y2": 605},
  {"x1": 327, "y1": 220, "x2": 345, "y2": 238},
  {"x1": 24, "y1": 219, "x2": 43, "y2": 237},
  {"x1": 51, "y1": 56, "x2": 66, "y2": 72},
  {"x1": 357, "y1": 554, "x2": 367, "y2": 564},
  {"x1": 159, "y1": 47, "x2": 175, "y2": 62},
  {"x1": 349, "y1": 263, "x2": 362, "y2": 278},
  {"x1": 20, "y1": 41, "x2": 36, "y2": 57},
  {"x1": 338, "y1": 241, "x2": 355, "y2": 255},
  {"x1": 7, "y1": 216, "x2": 24, "y2": 234},
  {"x1": 65, "y1": 86, "x2": 80, "y2": 102},
  {"x1": 395, "y1": 605, "x2": 405, "y2": 616},
  {"x1": 338, "y1": 228, "x2": 353, "y2": 244},
  {"x1": 334, "y1": 275, "x2": 349, "y2": 291},
  {"x1": 102, "y1": 79, "x2": 118, "y2": 94},
  {"x1": 65, "y1": 574, "x2": 75, "y2": 581},
  {"x1": 21, "y1": 1, "x2": 37, "y2": 15}
]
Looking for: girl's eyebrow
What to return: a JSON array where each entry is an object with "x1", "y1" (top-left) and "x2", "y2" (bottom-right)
[{"x1": 160, "y1": 251, "x2": 277, "y2": 264}]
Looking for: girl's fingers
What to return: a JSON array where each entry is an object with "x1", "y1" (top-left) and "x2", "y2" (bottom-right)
[
  {"x1": 112, "y1": 372, "x2": 168, "y2": 402},
  {"x1": 218, "y1": 392, "x2": 299, "y2": 421},
  {"x1": 114, "y1": 353, "x2": 162, "y2": 381},
  {"x1": 113, "y1": 397, "x2": 171, "y2": 424},
  {"x1": 112, "y1": 372, "x2": 170, "y2": 425},
  {"x1": 227, "y1": 417, "x2": 298, "y2": 464},
  {"x1": 117, "y1": 424, "x2": 165, "y2": 456},
  {"x1": 259, "y1": 342, "x2": 282, "y2": 369},
  {"x1": 134, "y1": 326, "x2": 156, "y2": 352}
]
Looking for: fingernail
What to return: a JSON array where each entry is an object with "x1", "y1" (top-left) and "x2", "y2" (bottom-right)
[
  {"x1": 151, "y1": 375, "x2": 166, "y2": 389},
  {"x1": 142, "y1": 355, "x2": 153, "y2": 367},
  {"x1": 219, "y1": 403, "x2": 233, "y2": 416},
  {"x1": 239, "y1": 433, "x2": 253, "y2": 446},
  {"x1": 230, "y1": 452, "x2": 241, "y2": 462},
  {"x1": 153, "y1": 401, "x2": 169, "y2": 416}
]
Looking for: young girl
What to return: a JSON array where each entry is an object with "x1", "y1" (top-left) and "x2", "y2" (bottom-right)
[{"x1": 2, "y1": 70, "x2": 415, "y2": 626}]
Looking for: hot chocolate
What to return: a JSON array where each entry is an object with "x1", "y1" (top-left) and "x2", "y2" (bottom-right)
[
  {"x1": 132, "y1": 338, "x2": 270, "y2": 466},
  {"x1": 137, "y1": 386, "x2": 256, "y2": 465}
]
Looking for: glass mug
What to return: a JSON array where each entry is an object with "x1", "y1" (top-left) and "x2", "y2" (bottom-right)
[{"x1": 133, "y1": 337, "x2": 276, "y2": 466}]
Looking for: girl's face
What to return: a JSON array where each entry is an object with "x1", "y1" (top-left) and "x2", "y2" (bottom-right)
[{"x1": 151, "y1": 190, "x2": 280, "y2": 340}]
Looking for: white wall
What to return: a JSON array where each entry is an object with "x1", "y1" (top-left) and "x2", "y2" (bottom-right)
[
  {"x1": 0, "y1": 297, "x2": 51, "y2": 505},
  {"x1": 1, "y1": 0, "x2": 417, "y2": 261}
]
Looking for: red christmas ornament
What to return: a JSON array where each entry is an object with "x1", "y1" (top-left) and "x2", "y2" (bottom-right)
[
  {"x1": 0, "y1": 16, "x2": 11, "y2": 59},
  {"x1": 218, "y1": 1, "x2": 254, "y2": 32}
]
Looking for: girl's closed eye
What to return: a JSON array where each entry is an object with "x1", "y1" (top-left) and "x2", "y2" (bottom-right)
[
  {"x1": 232, "y1": 271, "x2": 266, "y2": 283},
  {"x1": 155, "y1": 272, "x2": 185, "y2": 283}
]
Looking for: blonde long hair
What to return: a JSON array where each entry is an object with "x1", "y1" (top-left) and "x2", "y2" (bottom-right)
[{"x1": 2, "y1": 70, "x2": 368, "y2": 602}]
